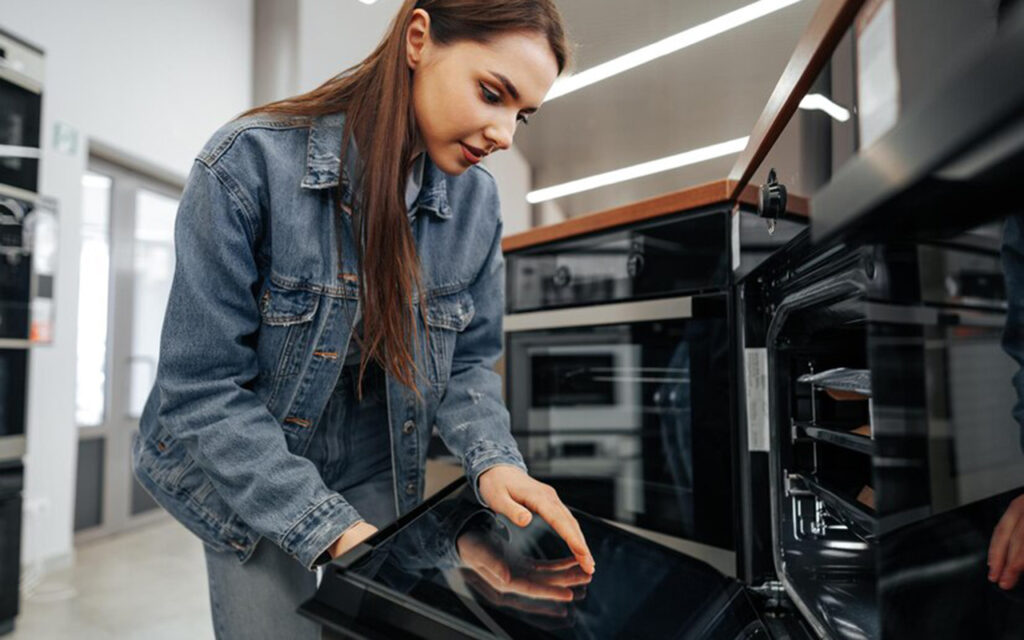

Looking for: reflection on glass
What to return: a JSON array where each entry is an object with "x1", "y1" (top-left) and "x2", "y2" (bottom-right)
[
  {"x1": 129, "y1": 189, "x2": 178, "y2": 418},
  {"x1": 75, "y1": 172, "x2": 112, "y2": 427},
  {"x1": 509, "y1": 316, "x2": 731, "y2": 548},
  {"x1": 336, "y1": 483, "x2": 763, "y2": 639}
]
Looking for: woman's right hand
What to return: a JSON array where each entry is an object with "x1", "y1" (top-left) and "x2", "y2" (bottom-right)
[{"x1": 328, "y1": 521, "x2": 379, "y2": 558}]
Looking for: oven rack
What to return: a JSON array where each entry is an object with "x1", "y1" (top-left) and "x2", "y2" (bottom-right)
[
  {"x1": 793, "y1": 473, "x2": 877, "y2": 542},
  {"x1": 794, "y1": 422, "x2": 875, "y2": 456}
]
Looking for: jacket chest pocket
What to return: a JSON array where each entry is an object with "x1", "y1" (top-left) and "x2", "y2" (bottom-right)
[
  {"x1": 257, "y1": 281, "x2": 320, "y2": 379},
  {"x1": 424, "y1": 290, "x2": 475, "y2": 393}
]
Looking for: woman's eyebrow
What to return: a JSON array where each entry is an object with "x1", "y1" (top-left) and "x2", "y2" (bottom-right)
[
  {"x1": 488, "y1": 71, "x2": 519, "y2": 99},
  {"x1": 488, "y1": 70, "x2": 540, "y2": 112}
]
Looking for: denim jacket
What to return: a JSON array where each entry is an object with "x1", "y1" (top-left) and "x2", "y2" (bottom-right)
[{"x1": 131, "y1": 112, "x2": 527, "y2": 570}]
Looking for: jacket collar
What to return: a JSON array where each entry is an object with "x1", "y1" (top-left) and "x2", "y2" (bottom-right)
[{"x1": 300, "y1": 112, "x2": 452, "y2": 220}]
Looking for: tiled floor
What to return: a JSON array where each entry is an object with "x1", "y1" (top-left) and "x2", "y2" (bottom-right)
[
  {"x1": 10, "y1": 518, "x2": 213, "y2": 640},
  {"x1": 8, "y1": 462, "x2": 465, "y2": 639}
]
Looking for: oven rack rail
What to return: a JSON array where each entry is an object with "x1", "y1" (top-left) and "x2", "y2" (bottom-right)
[
  {"x1": 793, "y1": 473, "x2": 878, "y2": 542},
  {"x1": 793, "y1": 422, "x2": 875, "y2": 456}
]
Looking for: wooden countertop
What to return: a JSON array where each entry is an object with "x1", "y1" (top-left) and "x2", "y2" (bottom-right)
[
  {"x1": 502, "y1": 178, "x2": 808, "y2": 253},
  {"x1": 727, "y1": 0, "x2": 866, "y2": 200}
]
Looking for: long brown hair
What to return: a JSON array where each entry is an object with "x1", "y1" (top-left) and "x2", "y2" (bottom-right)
[{"x1": 241, "y1": 0, "x2": 570, "y2": 395}]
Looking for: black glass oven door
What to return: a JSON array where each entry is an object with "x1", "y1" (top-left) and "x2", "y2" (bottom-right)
[
  {"x1": 0, "y1": 77, "x2": 41, "y2": 194},
  {"x1": 300, "y1": 479, "x2": 773, "y2": 640},
  {"x1": 0, "y1": 192, "x2": 31, "y2": 341},
  {"x1": 505, "y1": 297, "x2": 734, "y2": 551},
  {"x1": 0, "y1": 349, "x2": 27, "y2": 460}
]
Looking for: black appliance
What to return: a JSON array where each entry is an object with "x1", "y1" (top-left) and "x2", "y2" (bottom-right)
[
  {"x1": 0, "y1": 185, "x2": 38, "y2": 344},
  {"x1": 0, "y1": 29, "x2": 43, "y2": 195},
  {"x1": 737, "y1": 224, "x2": 1024, "y2": 639},
  {"x1": 504, "y1": 210, "x2": 735, "y2": 555},
  {"x1": 301, "y1": 478, "x2": 786, "y2": 640},
  {"x1": 0, "y1": 463, "x2": 21, "y2": 636},
  {"x1": 0, "y1": 349, "x2": 26, "y2": 462},
  {"x1": 0, "y1": 27, "x2": 41, "y2": 638},
  {"x1": 499, "y1": 206, "x2": 801, "y2": 558}
]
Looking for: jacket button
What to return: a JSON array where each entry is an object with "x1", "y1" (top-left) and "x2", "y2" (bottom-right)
[
  {"x1": 402, "y1": 419, "x2": 416, "y2": 434},
  {"x1": 405, "y1": 482, "x2": 416, "y2": 495}
]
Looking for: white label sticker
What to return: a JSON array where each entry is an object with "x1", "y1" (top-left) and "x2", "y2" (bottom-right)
[
  {"x1": 856, "y1": 0, "x2": 900, "y2": 149},
  {"x1": 744, "y1": 347, "x2": 770, "y2": 452},
  {"x1": 731, "y1": 209, "x2": 741, "y2": 271}
]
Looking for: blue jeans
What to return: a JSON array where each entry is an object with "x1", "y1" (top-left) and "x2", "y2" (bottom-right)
[{"x1": 203, "y1": 363, "x2": 397, "y2": 640}]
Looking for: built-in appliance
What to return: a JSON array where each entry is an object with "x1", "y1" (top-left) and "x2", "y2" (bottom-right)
[
  {"x1": 0, "y1": 463, "x2": 21, "y2": 637},
  {"x1": 0, "y1": 350, "x2": 26, "y2": 463},
  {"x1": 0, "y1": 184, "x2": 39, "y2": 345},
  {"x1": 504, "y1": 234, "x2": 736, "y2": 554},
  {"x1": 0, "y1": 27, "x2": 42, "y2": 638},
  {"x1": 0, "y1": 29, "x2": 43, "y2": 195}
]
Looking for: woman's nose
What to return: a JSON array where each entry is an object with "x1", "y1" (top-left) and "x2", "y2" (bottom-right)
[{"x1": 484, "y1": 120, "x2": 514, "y2": 153}]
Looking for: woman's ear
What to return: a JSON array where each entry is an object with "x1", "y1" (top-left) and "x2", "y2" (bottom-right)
[{"x1": 406, "y1": 8, "x2": 431, "y2": 70}]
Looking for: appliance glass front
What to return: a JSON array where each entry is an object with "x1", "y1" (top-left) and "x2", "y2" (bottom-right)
[
  {"x1": 0, "y1": 30, "x2": 43, "y2": 194},
  {"x1": 309, "y1": 481, "x2": 767, "y2": 640},
  {"x1": 506, "y1": 297, "x2": 734, "y2": 551},
  {"x1": 0, "y1": 189, "x2": 34, "y2": 342},
  {"x1": 0, "y1": 350, "x2": 27, "y2": 457},
  {"x1": 0, "y1": 80, "x2": 41, "y2": 194}
]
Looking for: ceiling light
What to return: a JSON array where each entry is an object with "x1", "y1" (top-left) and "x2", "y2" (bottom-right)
[
  {"x1": 546, "y1": 0, "x2": 804, "y2": 101},
  {"x1": 799, "y1": 93, "x2": 851, "y2": 122},
  {"x1": 526, "y1": 137, "x2": 749, "y2": 204},
  {"x1": 357, "y1": 0, "x2": 378, "y2": 4}
]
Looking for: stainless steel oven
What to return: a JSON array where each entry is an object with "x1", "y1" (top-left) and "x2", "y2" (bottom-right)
[
  {"x1": 0, "y1": 349, "x2": 26, "y2": 463},
  {"x1": 504, "y1": 209, "x2": 737, "y2": 559},
  {"x1": 0, "y1": 29, "x2": 43, "y2": 195},
  {"x1": 0, "y1": 184, "x2": 41, "y2": 345},
  {"x1": 0, "y1": 179, "x2": 36, "y2": 466}
]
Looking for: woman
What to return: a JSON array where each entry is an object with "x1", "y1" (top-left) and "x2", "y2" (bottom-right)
[{"x1": 131, "y1": 1, "x2": 594, "y2": 637}]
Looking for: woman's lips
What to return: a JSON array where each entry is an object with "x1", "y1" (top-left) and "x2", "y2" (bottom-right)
[{"x1": 460, "y1": 142, "x2": 482, "y2": 165}]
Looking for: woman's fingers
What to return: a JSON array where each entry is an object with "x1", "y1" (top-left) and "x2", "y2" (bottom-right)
[
  {"x1": 998, "y1": 518, "x2": 1024, "y2": 590},
  {"x1": 527, "y1": 563, "x2": 593, "y2": 588},
  {"x1": 489, "y1": 490, "x2": 534, "y2": 528},
  {"x1": 990, "y1": 496, "x2": 1024, "y2": 586},
  {"x1": 529, "y1": 557, "x2": 580, "y2": 572},
  {"x1": 510, "y1": 484, "x2": 594, "y2": 574},
  {"x1": 462, "y1": 570, "x2": 570, "y2": 618},
  {"x1": 457, "y1": 532, "x2": 511, "y2": 585}
]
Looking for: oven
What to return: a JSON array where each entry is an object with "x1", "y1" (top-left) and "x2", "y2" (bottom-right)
[
  {"x1": 737, "y1": 221, "x2": 1024, "y2": 639},
  {"x1": 0, "y1": 185, "x2": 36, "y2": 344},
  {"x1": 0, "y1": 349, "x2": 27, "y2": 463},
  {"x1": 0, "y1": 179, "x2": 35, "y2": 466},
  {"x1": 503, "y1": 209, "x2": 738, "y2": 557},
  {"x1": 0, "y1": 29, "x2": 43, "y2": 195},
  {"x1": 0, "y1": 463, "x2": 21, "y2": 635}
]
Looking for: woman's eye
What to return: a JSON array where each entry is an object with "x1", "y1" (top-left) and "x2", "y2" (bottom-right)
[
  {"x1": 479, "y1": 82, "x2": 501, "y2": 104},
  {"x1": 517, "y1": 114, "x2": 531, "y2": 126}
]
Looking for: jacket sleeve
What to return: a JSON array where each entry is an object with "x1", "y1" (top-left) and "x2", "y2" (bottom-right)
[
  {"x1": 154, "y1": 159, "x2": 361, "y2": 569},
  {"x1": 433, "y1": 213, "x2": 529, "y2": 507}
]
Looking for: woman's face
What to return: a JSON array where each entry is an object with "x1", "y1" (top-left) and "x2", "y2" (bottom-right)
[{"x1": 406, "y1": 10, "x2": 560, "y2": 175}]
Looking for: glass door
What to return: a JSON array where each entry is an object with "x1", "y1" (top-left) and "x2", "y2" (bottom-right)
[
  {"x1": 73, "y1": 156, "x2": 181, "y2": 540},
  {"x1": 504, "y1": 295, "x2": 735, "y2": 557}
]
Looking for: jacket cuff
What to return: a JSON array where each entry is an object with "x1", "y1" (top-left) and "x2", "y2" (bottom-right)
[
  {"x1": 280, "y1": 493, "x2": 363, "y2": 570},
  {"x1": 462, "y1": 443, "x2": 528, "y2": 507}
]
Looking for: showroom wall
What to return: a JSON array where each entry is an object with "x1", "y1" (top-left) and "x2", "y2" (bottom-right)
[{"x1": 0, "y1": 0, "x2": 253, "y2": 570}]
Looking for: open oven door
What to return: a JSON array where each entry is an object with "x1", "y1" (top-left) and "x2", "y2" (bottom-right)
[{"x1": 298, "y1": 477, "x2": 813, "y2": 640}]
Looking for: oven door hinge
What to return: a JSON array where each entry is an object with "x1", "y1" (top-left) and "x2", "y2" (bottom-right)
[{"x1": 750, "y1": 579, "x2": 791, "y2": 612}]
